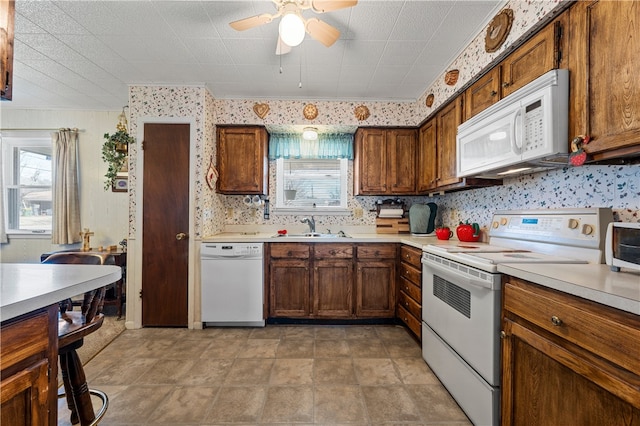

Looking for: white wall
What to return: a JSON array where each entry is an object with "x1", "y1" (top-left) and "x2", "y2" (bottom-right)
[{"x1": 1, "y1": 109, "x2": 129, "y2": 263}]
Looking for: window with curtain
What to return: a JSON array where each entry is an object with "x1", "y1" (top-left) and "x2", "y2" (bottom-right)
[
  {"x1": 270, "y1": 133, "x2": 353, "y2": 214},
  {"x1": 1, "y1": 134, "x2": 53, "y2": 234}
]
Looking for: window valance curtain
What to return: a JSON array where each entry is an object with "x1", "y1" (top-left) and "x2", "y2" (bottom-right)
[{"x1": 268, "y1": 133, "x2": 354, "y2": 160}]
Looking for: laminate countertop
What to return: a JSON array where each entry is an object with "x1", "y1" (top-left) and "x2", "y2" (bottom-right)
[
  {"x1": 1, "y1": 263, "x2": 122, "y2": 322},
  {"x1": 498, "y1": 263, "x2": 640, "y2": 316}
]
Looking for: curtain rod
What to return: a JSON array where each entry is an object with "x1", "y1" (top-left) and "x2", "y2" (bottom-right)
[{"x1": 0, "y1": 127, "x2": 84, "y2": 132}]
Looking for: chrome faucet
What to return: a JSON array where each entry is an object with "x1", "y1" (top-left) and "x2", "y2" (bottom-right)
[{"x1": 301, "y1": 216, "x2": 316, "y2": 233}]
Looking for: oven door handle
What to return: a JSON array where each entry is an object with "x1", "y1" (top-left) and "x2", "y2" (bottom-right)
[{"x1": 422, "y1": 259, "x2": 495, "y2": 290}]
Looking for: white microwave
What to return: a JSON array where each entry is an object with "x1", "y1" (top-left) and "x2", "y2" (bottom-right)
[
  {"x1": 457, "y1": 69, "x2": 569, "y2": 179},
  {"x1": 605, "y1": 222, "x2": 640, "y2": 272}
]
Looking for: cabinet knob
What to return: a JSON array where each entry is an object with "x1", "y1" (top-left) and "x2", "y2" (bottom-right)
[
  {"x1": 550, "y1": 316, "x2": 563, "y2": 326},
  {"x1": 287, "y1": 251, "x2": 293, "y2": 257},
  {"x1": 490, "y1": 90, "x2": 497, "y2": 97},
  {"x1": 500, "y1": 330, "x2": 506, "y2": 339},
  {"x1": 329, "y1": 250, "x2": 336, "y2": 255},
  {"x1": 502, "y1": 81, "x2": 511, "y2": 88}
]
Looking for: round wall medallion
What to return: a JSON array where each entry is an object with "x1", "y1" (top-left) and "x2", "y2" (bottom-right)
[
  {"x1": 485, "y1": 8, "x2": 514, "y2": 53},
  {"x1": 425, "y1": 94, "x2": 435, "y2": 107},
  {"x1": 303, "y1": 103, "x2": 318, "y2": 120},
  {"x1": 354, "y1": 105, "x2": 370, "y2": 121},
  {"x1": 253, "y1": 103, "x2": 270, "y2": 119},
  {"x1": 444, "y1": 69, "x2": 459, "y2": 86}
]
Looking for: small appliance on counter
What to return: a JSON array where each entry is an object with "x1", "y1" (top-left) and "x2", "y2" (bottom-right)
[
  {"x1": 409, "y1": 202, "x2": 437, "y2": 236},
  {"x1": 605, "y1": 222, "x2": 640, "y2": 272}
]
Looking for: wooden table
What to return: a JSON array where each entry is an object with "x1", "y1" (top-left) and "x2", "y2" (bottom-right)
[{"x1": 1, "y1": 263, "x2": 121, "y2": 425}]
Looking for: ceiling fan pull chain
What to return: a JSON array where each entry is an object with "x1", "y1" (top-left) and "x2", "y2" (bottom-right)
[{"x1": 298, "y1": 53, "x2": 303, "y2": 88}]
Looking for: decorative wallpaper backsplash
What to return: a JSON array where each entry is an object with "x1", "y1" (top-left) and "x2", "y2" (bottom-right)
[{"x1": 127, "y1": 0, "x2": 639, "y2": 241}]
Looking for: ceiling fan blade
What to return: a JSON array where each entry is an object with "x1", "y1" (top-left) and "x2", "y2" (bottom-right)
[
  {"x1": 311, "y1": 0, "x2": 358, "y2": 13},
  {"x1": 305, "y1": 18, "x2": 340, "y2": 47},
  {"x1": 276, "y1": 36, "x2": 292, "y2": 55},
  {"x1": 229, "y1": 13, "x2": 273, "y2": 31}
]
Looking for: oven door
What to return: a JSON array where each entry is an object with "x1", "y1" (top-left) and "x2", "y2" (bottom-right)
[{"x1": 421, "y1": 254, "x2": 502, "y2": 386}]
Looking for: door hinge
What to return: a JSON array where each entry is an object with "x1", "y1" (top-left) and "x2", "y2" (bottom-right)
[
  {"x1": 139, "y1": 289, "x2": 143, "y2": 298},
  {"x1": 554, "y1": 21, "x2": 563, "y2": 67},
  {"x1": 141, "y1": 140, "x2": 145, "y2": 150}
]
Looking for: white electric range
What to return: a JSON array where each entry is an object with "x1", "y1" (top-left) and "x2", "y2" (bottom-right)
[{"x1": 420, "y1": 208, "x2": 614, "y2": 426}]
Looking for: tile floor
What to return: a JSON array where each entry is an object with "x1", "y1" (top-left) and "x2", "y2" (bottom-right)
[{"x1": 59, "y1": 325, "x2": 471, "y2": 425}]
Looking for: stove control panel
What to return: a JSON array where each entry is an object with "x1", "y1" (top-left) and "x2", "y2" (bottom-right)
[{"x1": 490, "y1": 208, "x2": 614, "y2": 249}]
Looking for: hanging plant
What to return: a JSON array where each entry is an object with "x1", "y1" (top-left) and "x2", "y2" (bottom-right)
[{"x1": 102, "y1": 130, "x2": 134, "y2": 190}]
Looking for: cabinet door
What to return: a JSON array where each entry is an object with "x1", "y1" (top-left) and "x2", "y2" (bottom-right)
[
  {"x1": 269, "y1": 259, "x2": 310, "y2": 317},
  {"x1": 1, "y1": 0, "x2": 15, "y2": 100},
  {"x1": 216, "y1": 126, "x2": 267, "y2": 194},
  {"x1": 501, "y1": 21, "x2": 561, "y2": 97},
  {"x1": 436, "y1": 97, "x2": 463, "y2": 187},
  {"x1": 502, "y1": 317, "x2": 640, "y2": 425},
  {"x1": 569, "y1": 0, "x2": 640, "y2": 160},
  {"x1": 386, "y1": 129, "x2": 417, "y2": 194},
  {"x1": 354, "y1": 128, "x2": 387, "y2": 195},
  {"x1": 417, "y1": 119, "x2": 437, "y2": 193},
  {"x1": 313, "y1": 259, "x2": 353, "y2": 318},
  {"x1": 464, "y1": 67, "x2": 501, "y2": 120},
  {"x1": 0, "y1": 360, "x2": 49, "y2": 426},
  {"x1": 356, "y1": 259, "x2": 396, "y2": 318}
]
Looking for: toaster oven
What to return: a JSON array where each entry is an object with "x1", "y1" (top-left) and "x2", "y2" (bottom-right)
[{"x1": 605, "y1": 222, "x2": 640, "y2": 272}]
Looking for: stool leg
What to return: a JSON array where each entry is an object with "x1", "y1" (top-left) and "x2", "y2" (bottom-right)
[
  {"x1": 65, "y1": 348, "x2": 96, "y2": 426},
  {"x1": 60, "y1": 352, "x2": 79, "y2": 424}
]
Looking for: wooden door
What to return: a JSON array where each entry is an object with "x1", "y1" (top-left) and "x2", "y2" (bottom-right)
[
  {"x1": 437, "y1": 97, "x2": 463, "y2": 187},
  {"x1": 464, "y1": 67, "x2": 501, "y2": 120},
  {"x1": 569, "y1": 0, "x2": 640, "y2": 160},
  {"x1": 386, "y1": 129, "x2": 416, "y2": 194},
  {"x1": 142, "y1": 123, "x2": 190, "y2": 327},
  {"x1": 417, "y1": 119, "x2": 437, "y2": 193},
  {"x1": 354, "y1": 128, "x2": 387, "y2": 195}
]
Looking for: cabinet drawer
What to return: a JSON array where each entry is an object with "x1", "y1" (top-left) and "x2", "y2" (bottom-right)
[
  {"x1": 399, "y1": 245, "x2": 422, "y2": 268},
  {"x1": 270, "y1": 243, "x2": 310, "y2": 259},
  {"x1": 398, "y1": 276, "x2": 421, "y2": 303},
  {"x1": 314, "y1": 244, "x2": 353, "y2": 259},
  {"x1": 398, "y1": 290, "x2": 421, "y2": 319},
  {"x1": 356, "y1": 244, "x2": 396, "y2": 259},
  {"x1": 397, "y1": 304, "x2": 422, "y2": 340},
  {"x1": 1, "y1": 310, "x2": 49, "y2": 371},
  {"x1": 504, "y1": 279, "x2": 640, "y2": 377},
  {"x1": 399, "y1": 261, "x2": 421, "y2": 286}
]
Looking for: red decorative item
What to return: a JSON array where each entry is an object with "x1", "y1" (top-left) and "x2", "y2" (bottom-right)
[
  {"x1": 569, "y1": 135, "x2": 590, "y2": 167},
  {"x1": 456, "y1": 222, "x2": 481, "y2": 242}
]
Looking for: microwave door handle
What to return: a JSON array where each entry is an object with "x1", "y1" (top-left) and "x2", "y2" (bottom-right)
[{"x1": 511, "y1": 107, "x2": 523, "y2": 155}]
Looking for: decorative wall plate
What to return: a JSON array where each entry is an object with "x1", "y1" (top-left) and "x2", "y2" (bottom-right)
[
  {"x1": 485, "y1": 8, "x2": 513, "y2": 53},
  {"x1": 425, "y1": 94, "x2": 435, "y2": 107},
  {"x1": 354, "y1": 105, "x2": 370, "y2": 121},
  {"x1": 444, "y1": 70, "x2": 459, "y2": 86},
  {"x1": 253, "y1": 103, "x2": 270, "y2": 119},
  {"x1": 303, "y1": 103, "x2": 318, "y2": 120}
]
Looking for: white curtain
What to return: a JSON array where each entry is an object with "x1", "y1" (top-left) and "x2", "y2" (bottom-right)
[
  {"x1": 0, "y1": 140, "x2": 6, "y2": 244},
  {"x1": 52, "y1": 129, "x2": 81, "y2": 244}
]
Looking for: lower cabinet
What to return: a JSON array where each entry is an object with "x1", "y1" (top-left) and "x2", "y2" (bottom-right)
[
  {"x1": 267, "y1": 242, "x2": 397, "y2": 319},
  {"x1": 396, "y1": 245, "x2": 423, "y2": 341},
  {"x1": 502, "y1": 277, "x2": 640, "y2": 425},
  {"x1": 1, "y1": 305, "x2": 58, "y2": 426}
]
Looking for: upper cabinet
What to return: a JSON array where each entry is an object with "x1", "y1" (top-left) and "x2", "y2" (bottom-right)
[
  {"x1": 465, "y1": 18, "x2": 565, "y2": 120},
  {"x1": 567, "y1": 0, "x2": 640, "y2": 161},
  {"x1": 437, "y1": 97, "x2": 463, "y2": 188},
  {"x1": 216, "y1": 126, "x2": 268, "y2": 195},
  {"x1": 1, "y1": 0, "x2": 15, "y2": 100},
  {"x1": 417, "y1": 118, "x2": 437, "y2": 192},
  {"x1": 354, "y1": 127, "x2": 417, "y2": 195}
]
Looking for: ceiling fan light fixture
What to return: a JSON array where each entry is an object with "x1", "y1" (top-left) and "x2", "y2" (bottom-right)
[
  {"x1": 279, "y1": 12, "x2": 305, "y2": 47},
  {"x1": 303, "y1": 127, "x2": 318, "y2": 140}
]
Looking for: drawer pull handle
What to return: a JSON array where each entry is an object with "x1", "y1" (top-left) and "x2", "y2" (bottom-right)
[{"x1": 550, "y1": 316, "x2": 563, "y2": 326}]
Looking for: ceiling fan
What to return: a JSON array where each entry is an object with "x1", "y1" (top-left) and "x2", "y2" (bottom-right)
[{"x1": 229, "y1": 0, "x2": 358, "y2": 55}]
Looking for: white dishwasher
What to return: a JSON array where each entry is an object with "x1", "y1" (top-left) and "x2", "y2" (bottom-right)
[{"x1": 200, "y1": 242, "x2": 265, "y2": 327}]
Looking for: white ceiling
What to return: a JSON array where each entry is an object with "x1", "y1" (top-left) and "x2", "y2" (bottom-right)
[{"x1": 6, "y1": 0, "x2": 506, "y2": 111}]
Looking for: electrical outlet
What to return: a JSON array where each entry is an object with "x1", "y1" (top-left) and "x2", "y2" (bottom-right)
[{"x1": 354, "y1": 207, "x2": 363, "y2": 218}]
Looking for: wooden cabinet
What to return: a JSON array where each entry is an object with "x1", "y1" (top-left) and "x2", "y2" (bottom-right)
[
  {"x1": 417, "y1": 118, "x2": 437, "y2": 193},
  {"x1": 502, "y1": 277, "x2": 640, "y2": 425},
  {"x1": 269, "y1": 243, "x2": 311, "y2": 317},
  {"x1": 568, "y1": 0, "x2": 640, "y2": 161},
  {"x1": 465, "y1": 20, "x2": 563, "y2": 120},
  {"x1": 216, "y1": 126, "x2": 268, "y2": 195},
  {"x1": 396, "y1": 245, "x2": 422, "y2": 341},
  {"x1": 436, "y1": 96, "x2": 463, "y2": 188},
  {"x1": 1, "y1": 0, "x2": 15, "y2": 101},
  {"x1": 354, "y1": 127, "x2": 417, "y2": 195},
  {"x1": 1, "y1": 306, "x2": 58, "y2": 426},
  {"x1": 355, "y1": 244, "x2": 397, "y2": 318},
  {"x1": 268, "y1": 243, "x2": 397, "y2": 320},
  {"x1": 313, "y1": 244, "x2": 354, "y2": 318}
]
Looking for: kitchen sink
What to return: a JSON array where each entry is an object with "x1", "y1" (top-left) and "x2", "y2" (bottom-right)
[{"x1": 271, "y1": 232, "x2": 351, "y2": 238}]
